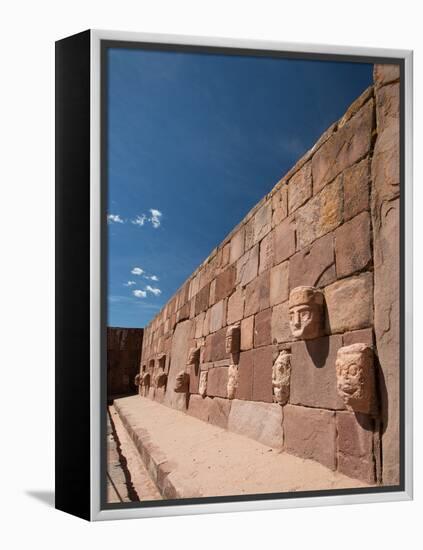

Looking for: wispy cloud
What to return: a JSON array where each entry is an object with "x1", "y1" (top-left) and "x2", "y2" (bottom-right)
[
  {"x1": 146, "y1": 285, "x2": 162, "y2": 296},
  {"x1": 131, "y1": 214, "x2": 147, "y2": 226},
  {"x1": 107, "y1": 214, "x2": 124, "y2": 224},
  {"x1": 131, "y1": 267, "x2": 144, "y2": 275},
  {"x1": 149, "y1": 209, "x2": 162, "y2": 228},
  {"x1": 133, "y1": 289, "x2": 147, "y2": 298},
  {"x1": 123, "y1": 281, "x2": 136, "y2": 286},
  {"x1": 144, "y1": 274, "x2": 159, "y2": 281}
]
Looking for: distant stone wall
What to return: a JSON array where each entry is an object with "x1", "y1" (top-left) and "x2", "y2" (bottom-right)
[
  {"x1": 107, "y1": 327, "x2": 143, "y2": 398},
  {"x1": 139, "y1": 64, "x2": 400, "y2": 486}
]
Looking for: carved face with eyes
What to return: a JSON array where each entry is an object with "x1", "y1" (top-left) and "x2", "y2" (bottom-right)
[
  {"x1": 174, "y1": 371, "x2": 189, "y2": 393},
  {"x1": 336, "y1": 343, "x2": 374, "y2": 413},
  {"x1": 288, "y1": 286, "x2": 324, "y2": 340}
]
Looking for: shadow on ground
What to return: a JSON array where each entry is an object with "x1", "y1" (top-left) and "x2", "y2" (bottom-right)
[{"x1": 26, "y1": 490, "x2": 55, "y2": 508}]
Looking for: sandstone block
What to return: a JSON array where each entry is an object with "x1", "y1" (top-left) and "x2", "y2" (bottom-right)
[
  {"x1": 221, "y1": 243, "x2": 230, "y2": 269},
  {"x1": 195, "y1": 312, "x2": 205, "y2": 339},
  {"x1": 209, "y1": 299, "x2": 226, "y2": 333},
  {"x1": 252, "y1": 345, "x2": 274, "y2": 402},
  {"x1": 228, "y1": 399, "x2": 283, "y2": 448},
  {"x1": 240, "y1": 315, "x2": 254, "y2": 351},
  {"x1": 284, "y1": 405, "x2": 336, "y2": 470},
  {"x1": 236, "y1": 245, "x2": 259, "y2": 287},
  {"x1": 227, "y1": 288, "x2": 244, "y2": 325},
  {"x1": 209, "y1": 279, "x2": 216, "y2": 306},
  {"x1": 374, "y1": 64, "x2": 400, "y2": 87},
  {"x1": 273, "y1": 216, "x2": 296, "y2": 263},
  {"x1": 207, "y1": 366, "x2": 228, "y2": 398},
  {"x1": 343, "y1": 159, "x2": 370, "y2": 221},
  {"x1": 343, "y1": 328, "x2": 374, "y2": 347},
  {"x1": 289, "y1": 232, "x2": 335, "y2": 290},
  {"x1": 271, "y1": 301, "x2": 291, "y2": 344},
  {"x1": 335, "y1": 212, "x2": 371, "y2": 278},
  {"x1": 325, "y1": 273, "x2": 373, "y2": 333},
  {"x1": 194, "y1": 283, "x2": 210, "y2": 315},
  {"x1": 288, "y1": 161, "x2": 312, "y2": 213},
  {"x1": 254, "y1": 308, "x2": 272, "y2": 348},
  {"x1": 236, "y1": 350, "x2": 253, "y2": 400},
  {"x1": 253, "y1": 201, "x2": 272, "y2": 245},
  {"x1": 269, "y1": 260, "x2": 289, "y2": 307},
  {"x1": 244, "y1": 269, "x2": 270, "y2": 317},
  {"x1": 215, "y1": 265, "x2": 236, "y2": 302},
  {"x1": 203, "y1": 328, "x2": 227, "y2": 362},
  {"x1": 208, "y1": 397, "x2": 232, "y2": 429},
  {"x1": 230, "y1": 227, "x2": 245, "y2": 264},
  {"x1": 189, "y1": 274, "x2": 200, "y2": 300},
  {"x1": 336, "y1": 411, "x2": 375, "y2": 483},
  {"x1": 259, "y1": 231, "x2": 274, "y2": 274},
  {"x1": 296, "y1": 176, "x2": 343, "y2": 249},
  {"x1": 290, "y1": 335, "x2": 345, "y2": 410},
  {"x1": 187, "y1": 395, "x2": 211, "y2": 422},
  {"x1": 312, "y1": 99, "x2": 374, "y2": 194},
  {"x1": 272, "y1": 185, "x2": 288, "y2": 227}
]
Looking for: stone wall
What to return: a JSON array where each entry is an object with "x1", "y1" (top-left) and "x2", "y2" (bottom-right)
[
  {"x1": 107, "y1": 327, "x2": 143, "y2": 399},
  {"x1": 138, "y1": 64, "x2": 400, "y2": 486}
]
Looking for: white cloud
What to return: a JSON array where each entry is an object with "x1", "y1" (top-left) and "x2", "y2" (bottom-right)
[
  {"x1": 150, "y1": 275, "x2": 159, "y2": 281},
  {"x1": 131, "y1": 214, "x2": 147, "y2": 226},
  {"x1": 107, "y1": 214, "x2": 124, "y2": 224},
  {"x1": 149, "y1": 209, "x2": 162, "y2": 228},
  {"x1": 131, "y1": 267, "x2": 144, "y2": 275},
  {"x1": 146, "y1": 285, "x2": 162, "y2": 296},
  {"x1": 124, "y1": 281, "x2": 136, "y2": 286},
  {"x1": 133, "y1": 289, "x2": 147, "y2": 298}
]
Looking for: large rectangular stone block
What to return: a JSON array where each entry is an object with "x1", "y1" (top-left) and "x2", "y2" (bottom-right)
[
  {"x1": 187, "y1": 395, "x2": 211, "y2": 423},
  {"x1": 236, "y1": 350, "x2": 253, "y2": 400},
  {"x1": 215, "y1": 265, "x2": 236, "y2": 302},
  {"x1": 273, "y1": 216, "x2": 296, "y2": 263},
  {"x1": 227, "y1": 399, "x2": 283, "y2": 448},
  {"x1": 335, "y1": 211, "x2": 371, "y2": 278},
  {"x1": 230, "y1": 227, "x2": 245, "y2": 264},
  {"x1": 203, "y1": 328, "x2": 227, "y2": 362},
  {"x1": 252, "y1": 201, "x2": 272, "y2": 245},
  {"x1": 208, "y1": 397, "x2": 232, "y2": 429},
  {"x1": 259, "y1": 231, "x2": 274, "y2": 274},
  {"x1": 289, "y1": 232, "x2": 335, "y2": 289},
  {"x1": 272, "y1": 185, "x2": 288, "y2": 227},
  {"x1": 311, "y1": 99, "x2": 374, "y2": 194},
  {"x1": 253, "y1": 308, "x2": 272, "y2": 348},
  {"x1": 207, "y1": 366, "x2": 228, "y2": 398},
  {"x1": 244, "y1": 269, "x2": 270, "y2": 317},
  {"x1": 325, "y1": 272, "x2": 373, "y2": 333},
  {"x1": 269, "y1": 261, "x2": 289, "y2": 307},
  {"x1": 336, "y1": 411, "x2": 375, "y2": 484},
  {"x1": 209, "y1": 299, "x2": 226, "y2": 333},
  {"x1": 227, "y1": 287, "x2": 244, "y2": 325},
  {"x1": 343, "y1": 158, "x2": 370, "y2": 221},
  {"x1": 284, "y1": 405, "x2": 336, "y2": 470},
  {"x1": 236, "y1": 244, "x2": 259, "y2": 287},
  {"x1": 194, "y1": 283, "x2": 210, "y2": 315},
  {"x1": 288, "y1": 161, "x2": 312, "y2": 213},
  {"x1": 271, "y1": 301, "x2": 291, "y2": 344},
  {"x1": 290, "y1": 335, "x2": 345, "y2": 410},
  {"x1": 240, "y1": 315, "x2": 254, "y2": 351},
  {"x1": 252, "y1": 345, "x2": 274, "y2": 402}
]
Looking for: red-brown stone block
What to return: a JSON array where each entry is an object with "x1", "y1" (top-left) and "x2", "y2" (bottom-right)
[
  {"x1": 269, "y1": 260, "x2": 289, "y2": 307},
  {"x1": 272, "y1": 185, "x2": 288, "y2": 228},
  {"x1": 244, "y1": 269, "x2": 270, "y2": 317},
  {"x1": 240, "y1": 315, "x2": 254, "y2": 351},
  {"x1": 252, "y1": 201, "x2": 272, "y2": 245},
  {"x1": 187, "y1": 394, "x2": 211, "y2": 422},
  {"x1": 209, "y1": 299, "x2": 226, "y2": 333},
  {"x1": 343, "y1": 327, "x2": 374, "y2": 347},
  {"x1": 208, "y1": 397, "x2": 232, "y2": 429},
  {"x1": 230, "y1": 227, "x2": 245, "y2": 264},
  {"x1": 343, "y1": 159, "x2": 370, "y2": 221},
  {"x1": 236, "y1": 244, "x2": 259, "y2": 287},
  {"x1": 227, "y1": 400, "x2": 283, "y2": 448},
  {"x1": 259, "y1": 231, "x2": 274, "y2": 274},
  {"x1": 236, "y1": 350, "x2": 253, "y2": 400},
  {"x1": 252, "y1": 345, "x2": 274, "y2": 403},
  {"x1": 254, "y1": 308, "x2": 272, "y2": 348},
  {"x1": 207, "y1": 366, "x2": 229, "y2": 398},
  {"x1": 194, "y1": 283, "x2": 210, "y2": 315},
  {"x1": 335, "y1": 211, "x2": 371, "y2": 278},
  {"x1": 227, "y1": 287, "x2": 244, "y2": 325},
  {"x1": 203, "y1": 328, "x2": 227, "y2": 362},
  {"x1": 288, "y1": 161, "x2": 312, "y2": 213},
  {"x1": 273, "y1": 216, "x2": 296, "y2": 263},
  {"x1": 284, "y1": 405, "x2": 337, "y2": 470},
  {"x1": 336, "y1": 411, "x2": 375, "y2": 483},
  {"x1": 215, "y1": 265, "x2": 236, "y2": 302},
  {"x1": 289, "y1": 232, "x2": 335, "y2": 290},
  {"x1": 271, "y1": 301, "x2": 291, "y2": 344},
  {"x1": 290, "y1": 335, "x2": 345, "y2": 410}
]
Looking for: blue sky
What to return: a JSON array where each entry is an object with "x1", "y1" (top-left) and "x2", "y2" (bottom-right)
[{"x1": 107, "y1": 47, "x2": 372, "y2": 328}]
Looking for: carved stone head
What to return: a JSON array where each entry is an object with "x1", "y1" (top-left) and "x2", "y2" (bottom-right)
[
  {"x1": 155, "y1": 369, "x2": 167, "y2": 389},
  {"x1": 227, "y1": 364, "x2": 239, "y2": 399},
  {"x1": 336, "y1": 343, "x2": 375, "y2": 414},
  {"x1": 174, "y1": 371, "x2": 189, "y2": 393},
  {"x1": 134, "y1": 373, "x2": 141, "y2": 387},
  {"x1": 289, "y1": 286, "x2": 324, "y2": 340},
  {"x1": 225, "y1": 324, "x2": 241, "y2": 355},
  {"x1": 199, "y1": 370, "x2": 208, "y2": 397},
  {"x1": 272, "y1": 350, "x2": 291, "y2": 405},
  {"x1": 187, "y1": 346, "x2": 201, "y2": 366}
]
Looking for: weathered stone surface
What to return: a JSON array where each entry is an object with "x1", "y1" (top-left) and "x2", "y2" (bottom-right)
[
  {"x1": 289, "y1": 233, "x2": 335, "y2": 289},
  {"x1": 194, "y1": 312, "x2": 205, "y2": 339},
  {"x1": 272, "y1": 185, "x2": 288, "y2": 227},
  {"x1": 290, "y1": 335, "x2": 345, "y2": 410},
  {"x1": 226, "y1": 288, "x2": 244, "y2": 325},
  {"x1": 312, "y1": 99, "x2": 374, "y2": 194},
  {"x1": 244, "y1": 269, "x2": 270, "y2": 317},
  {"x1": 240, "y1": 315, "x2": 254, "y2": 351},
  {"x1": 208, "y1": 279, "x2": 216, "y2": 306},
  {"x1": 207, "y1": 366, "x2": 229, "y2": 398},
  {"x1": 194, "y1": 283, "x2": 210, "y2": 315},
  {"x1": 236, "y1": 350, "x2": 253, "y2": 400},
  {"x1": 337, "y1": 411, "x2": 375, "y2": 483},
  {"x1": 228, "y1": 400, "x2": 283, "y2": 448},
  {"x1": 215, "y1": 265, "x2": 236, "y2": 302},
  {"x1": 288, "y1": 161, "x2": 312, "y2": 213},
  {"x1": 203, "y1": 328, "x2": 227, "y2": 362},
  {"x1": 164, "y1": 320, "x2": 193, "y2": 411},
  {"x1": 259, "y1": 231, "x2": 274, "y2": 274},
  {"x1": 374, "y1": 64, "x2": 400, "y2": 87},
  {"x1": 271, "y1": 301, "x2": 292, "y2": 344},
  {"x1": 325, "y1": 273, "x2": 373, "y2": 333},
  {"x1": 343, "y1": 159, "x2": 370, "y2": 221},
  {"x1": 252, "y1": 345, "x2": 274, "y2": 402},
  {"x1": 187, "y1": 394, "x2": 211, "y2": 422},
  {"x1": 209, "y1": 299, "x2": 226, "y2": 333},
  {"x1": 254, "y1": 308, "x2": 272, "y2": 348},
  {"x1": 296, "y1": 176, "x2": 343, "y2": 249},
  {"x1": 189, "y1": 274, "x2": 200, "y2": 300},
  {"x1": 221, "y1": 243, "x2": 230, "y2": 269},
  {"x1": 252, "y1": 201, "x2": 272, "y2": 245},
  {"x1": 284, "y1": 405, "x2": 336, "y2": 470},
  {"x1": 236, "y1": 245, "x2": 259, "y2": 287},
  {"x1": 208, "y1": 397, "x2": 232, "y2": 429},
  {"x1": 335, "y1": 212, "x2": 371, "y2": 278},
  {"x1": 273, "y1": 216, "x2": 296, "y2": 263},
  {"x1": 269, "y1": 260, "x2": 289, "y2": 307},
  {"x1": 177, "y1": 301, "x2": 190, "y2": 323},
  {"x1": 343, "y1": 328, "x2": 374, "y2": 347},
  {"x1": 230, "y1": 227, "x2": 245, "y2": 264}
]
